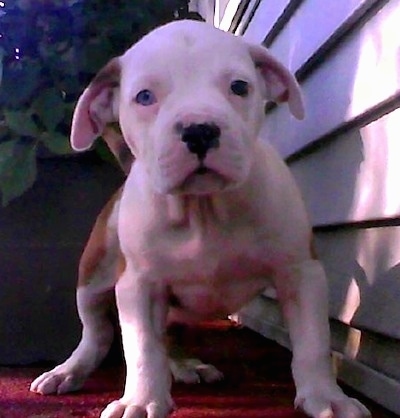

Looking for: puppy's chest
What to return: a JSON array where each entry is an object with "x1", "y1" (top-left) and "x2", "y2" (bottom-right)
[
  {"x1": 123, "y1": 196, "x2": 285, "y2": 316},
  {"x1": 153, "y1": 218, "x2": 263, "y2": 276},
  {"x1": 148, "y1": 221, "x2": 276, "y2": 317}
]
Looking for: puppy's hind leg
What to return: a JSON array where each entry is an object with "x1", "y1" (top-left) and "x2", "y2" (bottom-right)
[
  {"x1": 30, "y1": 286, "x2": 115, "y2": 395},
  {"x1": 167, "y1": 325, "x2": 224, "y2": 385},
  {"x1": 31, "y1": 193, "x2": 122, "y2": 395},
  {"x1": 169, "y1": 356, "x2": 224, "y2": 385}
]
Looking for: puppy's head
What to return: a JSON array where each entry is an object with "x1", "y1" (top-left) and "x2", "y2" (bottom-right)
[{"x1": 71, "y1": 20, "x2": 304, "y2": 195}]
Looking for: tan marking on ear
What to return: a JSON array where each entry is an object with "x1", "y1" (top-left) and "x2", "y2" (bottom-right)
[
  {"x1": 248, "y1": 43, "x2": 305, "y2": 120},
  {"x1": 71, "y1": 58, "x2": 121, "y2": 152},
  {"x1": 78, "y1": 188, "x2": 123, "y2": 287},
  {"x1": 276, "y1": 89, "x2": 290, "y2": 103},
  {"x1": 87, "y1": 58, "x2": 120, "y2": 132}
]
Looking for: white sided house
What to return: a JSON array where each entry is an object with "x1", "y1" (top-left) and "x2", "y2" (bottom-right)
[{"x1": 190, "y1": 0, "x2": 400, "y2": 415}]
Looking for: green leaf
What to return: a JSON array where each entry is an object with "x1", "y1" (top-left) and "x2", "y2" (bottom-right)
[
  {"x1": 3, "y1": 110, "x2": 40, "y2": 137},
  {"x1": 32, "y1": 89, "x2": 65, "y2": 132},
  {"x1": 81, "y1": 37, "x2": 114, "y2": 73},
  {"x1": 0, "y1": 123, "x2": 10, "y2": 140},
  {"x1": 0, "y1": 140, "x2": 38, "y2": 206},
  {"x1": 0, "y1": 59, "x2": 42, "y2": 107},
  {"x1": 40, "y1": 131, "x2": 74, "y2": 155},
  {"x1": 0, "y1": 141, "x2": 17, "y2": 177}
]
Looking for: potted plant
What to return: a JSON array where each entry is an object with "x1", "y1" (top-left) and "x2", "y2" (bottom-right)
[
  {"x1": 0, "y1": 0, "x2": 195, "y2": 365},
  {"x1": 0, "y1": 0, "x2": 194, "y2": 205}
]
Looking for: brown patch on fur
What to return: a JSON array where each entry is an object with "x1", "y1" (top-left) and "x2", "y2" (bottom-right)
[
  {"x1": 102, "y1": 125, "x2": 134, "y2": 175},
  {"x1": 91, "y1": 59, "x2": 134, "y2": 176},
  {"x1": 115, "y1": 247, "x2": 127, "y2": 282},
  {"x1": 78, "y1": 188, "x2": 123, "y2": 287}
]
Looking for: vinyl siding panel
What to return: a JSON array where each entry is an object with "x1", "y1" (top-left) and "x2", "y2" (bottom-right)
[
  {"x1": 266, "y1": 0, "x2": 382, "y2": 70},
  {"x1": 291, "y1": 107, "x2": 400, "y2": 225},
  {"x1": 260, "y1": 0, "x2": 400, "y2": 158},
  {"x1": 235, "y1": 296, "x2": 400, "y2": 415},
  {"x1": 234, "y1": 0, "x2": 261, "y2": 35},
  {"x1": 225, "y1": 0, "x2": 400, "y2": 413},
  {"x1": 314, "y1": 227, "x2": 400, "y2": 339},
  {"x1": 242, "y1": 0, "x2": 292, "y2": 43}
]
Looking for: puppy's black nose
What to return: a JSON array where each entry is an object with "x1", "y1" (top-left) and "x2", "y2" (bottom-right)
[{"x1": 180, "y1": 123, "x2": 220, "y2": 160}]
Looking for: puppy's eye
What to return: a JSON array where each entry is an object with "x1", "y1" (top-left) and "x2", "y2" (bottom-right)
[
  {"x1": 230, "y1": 80, "x2": 249, "y2": 97},
  {"x1": 135, "y1": 89, "x2": 157, "y2": 106}
]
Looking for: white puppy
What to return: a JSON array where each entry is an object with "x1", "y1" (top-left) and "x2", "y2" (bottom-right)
[{"x1": 31, "y1": 20, "x2": 370, "y2": 418}]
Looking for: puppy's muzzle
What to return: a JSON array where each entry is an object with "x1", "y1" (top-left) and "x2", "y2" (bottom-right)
[{"x1": 178, "y1": 123, "x2": 221, "y2": 162}]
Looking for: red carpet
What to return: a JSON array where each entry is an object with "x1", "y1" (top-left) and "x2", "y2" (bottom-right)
[{"x1": 0, "y1": 321, "x2": 393, "y2": 418}]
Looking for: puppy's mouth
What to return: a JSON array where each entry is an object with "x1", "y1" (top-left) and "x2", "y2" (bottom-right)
[
  {"x1": 178, "y1": 164, "x2": 229, "y2": 194},
  {"x1": 194, "y1": 164, "x2": 211, "y2": 175}
]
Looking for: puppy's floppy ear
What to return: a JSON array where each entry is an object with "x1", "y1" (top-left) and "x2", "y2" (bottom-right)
[
  {"x1": 247, "y1": 43, "x2": 305, "y2": 120},
  {"x1": 71, "y1": 58, "x2": 121, "y2": 151}
]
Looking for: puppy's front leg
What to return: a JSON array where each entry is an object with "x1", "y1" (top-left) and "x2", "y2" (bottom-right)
[
  {"x1": 275, "y1": 259, "x2": 370, "y2": 418},
  {"x1": 101, "y1": 267, "x2": 174, "y2": 418}
]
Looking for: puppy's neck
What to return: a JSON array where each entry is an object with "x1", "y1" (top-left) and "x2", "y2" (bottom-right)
[{"x1": 166, "y1": 194, "x2": 229, "y2": 230}]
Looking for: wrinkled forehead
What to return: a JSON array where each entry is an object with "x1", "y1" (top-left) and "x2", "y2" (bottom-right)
[{"x1": 119, "y1": 22, "x2": 255, "y2": 89}]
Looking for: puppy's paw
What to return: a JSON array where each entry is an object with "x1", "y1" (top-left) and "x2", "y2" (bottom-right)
[
  {"x1": 169, "y1": 357, "x2": 224, "y2": 384},
  {"x1": 100, "y1": 397, "x2": 174, "y2": 418},
  {"x1": 30, "y1": 366, "x2": 85, "y2": 395},
  {"x1": 295, "y1": 389, "x2": 371, "y2": 418}
]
